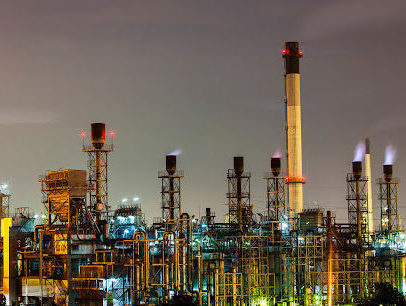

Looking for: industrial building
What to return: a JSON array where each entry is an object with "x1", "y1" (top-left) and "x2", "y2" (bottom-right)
[{"x1": 0, "y1": 41, "x2": 406, "y2": 305}]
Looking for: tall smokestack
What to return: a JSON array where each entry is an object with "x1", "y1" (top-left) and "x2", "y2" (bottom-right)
[
  {"x1": 364, "y1": 138, "x2": 374, "y2": 234},
  {"x1": 283, "y1": 41, "x2": 304, "y2": 216}
]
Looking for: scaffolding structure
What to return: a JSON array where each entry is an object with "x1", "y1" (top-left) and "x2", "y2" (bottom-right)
[
  {"x1": 159, "y1": 155, "x2": 183, "y2": 222},
  {"x1": 346, "y1": 172, "x2": 369, "y2": 245},
  {"x1": 264, "y1": 173, "x2": 285, "y2": 221},
  {"x1": 227, "y1": 157, "x2": 252, "y2": 232},
  {"x1": 0, "y1": 192, "x2": 10, "y2": 219},
  {"x1": 378, "y1": 177, "x2": 400, "y2": 232}
]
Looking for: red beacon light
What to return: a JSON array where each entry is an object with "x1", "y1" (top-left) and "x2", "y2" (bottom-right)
[
  {"x1": 109, "y1": 131, "x2": 116, "y2": 137},
  {"x1": 285, "y1": 176, "x2": 306, "y2": 183},
  {"x1": 282, "y1": 48, "x2": 290, "y2": 55},
  {"x1": 298, "y1": 50, "x2": 304, "y2": 56},
  {"x1": 80, "y1": 131, "x2": 86, "y2": 138}
]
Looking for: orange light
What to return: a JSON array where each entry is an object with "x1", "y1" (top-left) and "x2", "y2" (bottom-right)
[
  {"x1": 109, "y1": 131, "x2": 116, "y2": 137},
  {"x1": 285, "y1": 176, "x2": 306, "y2": 183}
]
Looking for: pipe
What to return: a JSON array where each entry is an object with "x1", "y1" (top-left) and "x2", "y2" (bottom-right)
[{"x1": 283, "y1": 42, "x2": 304, "y2": 217}]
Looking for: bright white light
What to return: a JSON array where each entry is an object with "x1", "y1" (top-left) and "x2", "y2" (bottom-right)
[
  {"x1": 169, "y1": 149, "x2": 182, "y2": 156},
  {"x1": 124, "y1": 229, "x2": 129, "y2": 234},
  {"x1": 121, "y1": 198, "x2": 128, "y2": 203},
  {"x1": 281, "y1": 222, "x2": 289, "y2": 231},
  {"x1": 2, "y1": 184, "x2": 8, "y2": 189},
  {"x1": 133, "y1": 197, "x2": 139, "y2": 202},
  {"x1": 34, "y1": 214, "x2": 39, "y2": 219}
]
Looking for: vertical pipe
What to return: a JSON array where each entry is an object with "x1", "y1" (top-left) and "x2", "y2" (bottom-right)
[
  {"x1": 346, "y1": 253, "x2": 351, "y2": 304},
  {"x1": 283, "y1": 42, "x2": 304, "y2": 217},
  {"x1": 356, "y1": 179, "x2": 363, "y2": 244},
  {"x1": 169, "y1": 178, "x2": 175, "y2": 220},
  {"x1": 387, "y1": 181, "x2": 392, "y2": 231},
  {"x1": 95, "y1": 150, "x2": 102, "y2": 213},
  {"x1": 327, "y1": 211, "x2": 333, "y2": 306}
]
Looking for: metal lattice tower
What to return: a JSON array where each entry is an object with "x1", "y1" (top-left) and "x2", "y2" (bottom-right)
[
  {"x1": 227, "y1": 156, "x2": 252, "y2": 232},
  {"x1": 159, "y1": 155, "x2": 183, "y2": 221},
  {"x1": 378, "y1": 164, "x2": 399, "y2": 232},
  {"x1": 265, "y1": 157, "x2": 286, "y2": 221},
  {"x1": 347, "y1": 162, "x2": 369, "y2": 246},
  {"x1": 82, "y1": 123, "x2": 113, "y2": 221}
]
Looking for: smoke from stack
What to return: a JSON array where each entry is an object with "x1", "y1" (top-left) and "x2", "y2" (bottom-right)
[
  {"x1": 353, "y1": 140, "x2": 366, "y2": 162},
  {"x1": 384, "y1": 145, "x2": 396, "y2": 165},
  {"x1": 383, "y1": 145, "x2": 396, "y2": 182},
  {"x1": 272, "y1": 149, "x2": 282, "y2": 158},
  {"x1": 169, "y1": 149, "x2": 182, "y2": 156}
]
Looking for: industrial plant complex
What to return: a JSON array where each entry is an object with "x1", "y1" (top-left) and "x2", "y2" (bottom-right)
[{"x1": 1, "y1": 41, "x2": 405, "y2": 305}]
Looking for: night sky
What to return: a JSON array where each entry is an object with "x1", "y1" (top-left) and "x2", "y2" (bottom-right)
[{"x1": 1, "y1": 1, "x2": 406, "y2": 226}]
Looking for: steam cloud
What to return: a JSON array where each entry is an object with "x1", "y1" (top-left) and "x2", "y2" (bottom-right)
[
  {"x1": 169, "y1": 149, "x2": 182, "y2": 156},
  {"x1": 272, "y1": 149, "x2": 282, "y2": 158},
  {"x1": 353, "y1": 141, "x2": 366, "y2": 162},
  {"x1": 384, "y1": 145, "x2": 396, "y2": 165}
]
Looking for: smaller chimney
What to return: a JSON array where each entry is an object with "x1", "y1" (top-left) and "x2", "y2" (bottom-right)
[
  {"x1": 352, "y1": 161, "x2": 362, "y2": 180},
  {"x1": 166, "y1": 155, "x2": 176, "y2": 175},
  {"x1": 383, "y1": 164, "x2": 393, "y2": 182},
  {"x1": 206, "y1": 208, "x2": 211, "y2": 218},
  {"x1": 91, "y1": 123, "x2": 106, "y2": 149},
  {"x1": 234, "y1": 156, "x2": 244, "y2": 175},
  {"x1": 271, "y1": 157, "x2": 281, "y2": 177}
]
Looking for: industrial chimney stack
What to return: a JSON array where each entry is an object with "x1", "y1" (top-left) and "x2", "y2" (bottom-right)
[{"x1": 283, "y1": 41, "x2": 304, "y2": 217}]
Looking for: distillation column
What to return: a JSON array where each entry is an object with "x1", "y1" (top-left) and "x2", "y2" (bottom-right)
[{"x1": 283, "y1": 42, "x2": 305, "y2": 217}]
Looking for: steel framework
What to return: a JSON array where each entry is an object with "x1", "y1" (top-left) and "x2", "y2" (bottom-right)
[
  {"x1": 227, "y1": 169, "x2": 252, "y2": 232},
  {"x1": 378, "y1": 177, "x2": 400, "y2": 232},
  {"x1": 347, "y1": 173, "x2": 369, "y2": 245}
]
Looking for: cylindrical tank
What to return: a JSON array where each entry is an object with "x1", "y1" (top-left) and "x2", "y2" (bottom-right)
[
  {"x1": 352, "y1": 161, "x2": 362, "y2": 180},
  {"x1": 234, "y1": 156, "x2": 244, "y2": 175},
  {"x1": 166, "y1": 155, "x2": 176, "y2": 175},
  {"x1": 91, "y1": 123, "x2": 106, "y2": 149},
  {"x1": 383, "y1": 164, "x2": 393, "y2": 182},
  {"x1": 271, "y1": 157, "x2": 281, "y2": 177}
]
